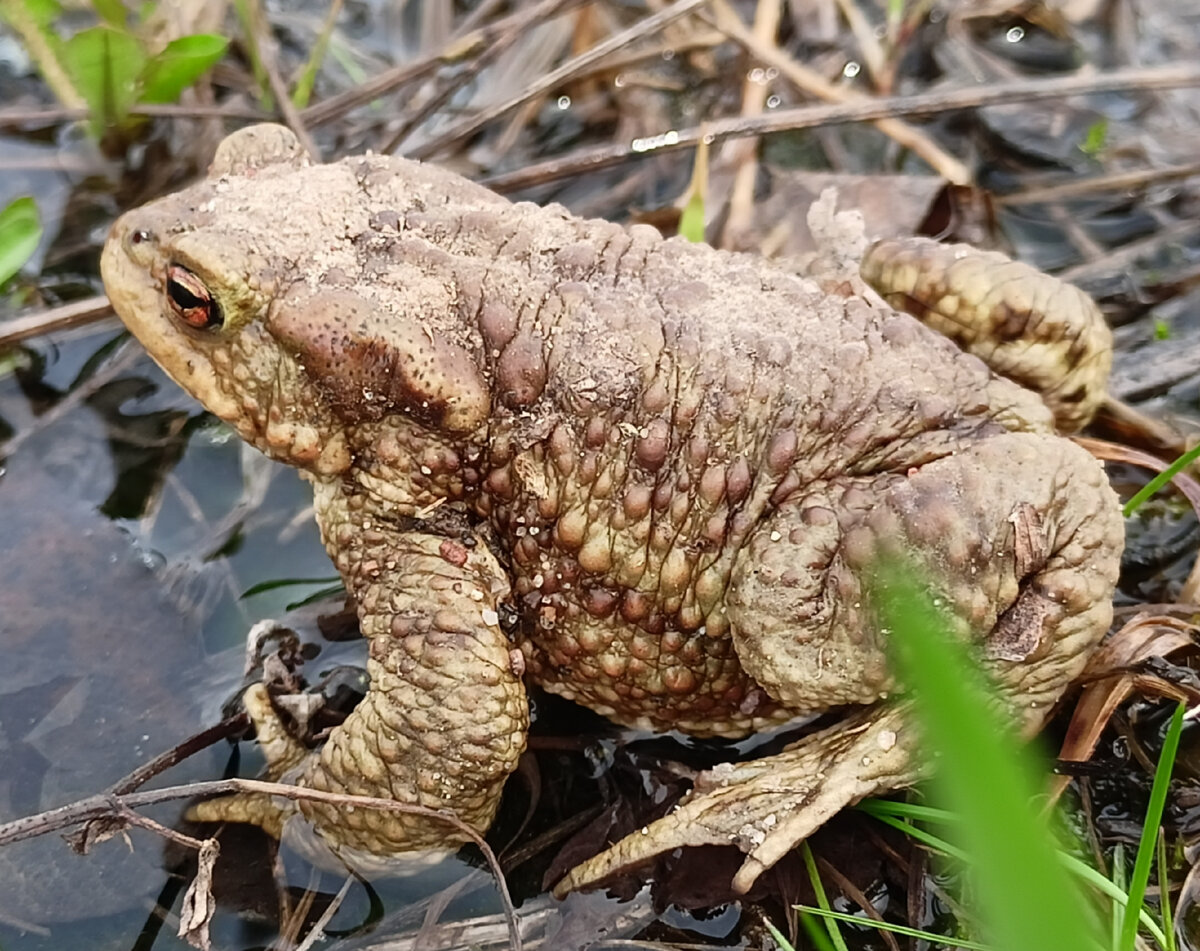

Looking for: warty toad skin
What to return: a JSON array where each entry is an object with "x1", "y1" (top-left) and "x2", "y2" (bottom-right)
[{"x1": 100, "y1": 124, "x2": 1123, "y2": 893}]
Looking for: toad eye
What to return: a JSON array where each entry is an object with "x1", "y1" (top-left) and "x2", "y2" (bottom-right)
[{"x1": 166, "y1": 264, "x2": 223, "y2": 330}]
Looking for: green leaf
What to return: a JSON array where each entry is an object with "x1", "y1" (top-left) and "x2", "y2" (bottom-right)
[
  {"x1": 1080, "y1": 118, "x2": 1108, "y2": 156},
  {"x1": 0, "y1": 197, "x2": 43, "y2": 286},
  {"x1": 870, "y1": 556, "x2": 1103, "y2": 951},
  {"x1": 90, "y1": 0, "x2": 130, "y2": 27},
  {"x1": 1154, "y1": 318, "x2": 1171, "y2": 340},
  {"x1": 9, "y1": 0, "x2": 63, "y2": 29},
  {"x1": 1119, "y1": 703, "x2": 1185, "y2": 951},
  {"x1": 138, "y1": 33, "x2": 228, "y2": 104},
  {"x1": 62, "y1": 24, "x2": 145, "y2": 132}
]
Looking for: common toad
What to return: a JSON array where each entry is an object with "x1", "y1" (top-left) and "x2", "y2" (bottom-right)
[{"x1": 100, "y1": 124, "x2": 1123, "y2": 894}]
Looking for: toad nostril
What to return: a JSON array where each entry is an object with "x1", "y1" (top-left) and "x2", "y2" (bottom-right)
[{"x1": 130, "y1": 228, "x2": 152, "y2": 245}]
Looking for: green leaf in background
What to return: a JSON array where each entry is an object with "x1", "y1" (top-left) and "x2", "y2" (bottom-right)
[
  {"x1": 89, "y1": 0, "x2": 129, "y2": 28},
  {"x1": 8, "y1": 0, "x2": 63, "y2": 29},
  {"x1": 139, "y1": 33, "x2": 229, "y2": 104},
  {"x1": 870, "y1": 556, "x2": 1103, "y2": 951},
  {"x1": 62, "y1": 24, "x2": 145, "y2": 132},
  {"x1": 1081, "y1": 118, "x2": 1109, "y2": 156},
  {"x1": 0, "y1": 197, "x2": 43, "y2": 286}
]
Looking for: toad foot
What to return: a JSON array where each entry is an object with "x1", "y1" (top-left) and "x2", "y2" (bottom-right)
[{"x1": 554, "y1": 705, "x2": 920, "y2": 896}]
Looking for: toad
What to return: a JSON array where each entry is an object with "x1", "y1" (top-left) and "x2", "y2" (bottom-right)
[{"x1": 100, "y1": 124, "x2": 1123, "y2": 894}]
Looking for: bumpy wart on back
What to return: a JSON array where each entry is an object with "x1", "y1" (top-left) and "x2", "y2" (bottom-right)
[{"x1": 100, "y1": 124, "x2": 1123, "y2": 892}]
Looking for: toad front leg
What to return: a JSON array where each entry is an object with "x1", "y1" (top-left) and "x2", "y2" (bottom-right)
[{"x1": 191, "y1": 484, "x2": 528, "y2": 869}]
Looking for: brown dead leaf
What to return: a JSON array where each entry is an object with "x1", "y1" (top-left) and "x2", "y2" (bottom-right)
[
  {"x1": 1048, "y1": 613, "x2": 1200, "y2": 805},
  {"x1": 66, "y1": 816, "x2": 132, "y2": 855},
  {"x1": 178, "y1": 838, "x2": 220, "y2": 951},
  {"x1": 1074, "y1": 436, "x2": 1200, "y2": 517},
  {"x1": 753, "y1": 168, "x2": 946, "y2": 261}
]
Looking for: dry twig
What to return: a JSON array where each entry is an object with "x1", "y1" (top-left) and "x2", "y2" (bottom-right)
[
  {"x1": 409, "y1": 0, "x2": 711, "y2": 161},
  {"x1": 0, "y1": 777, "x2": 523, "y2": 951},
  {"x1": 708, "y1": 0, "x2": 971, "y2": 185},
  {"x1": 482, "y1": 62, "x2": 1200, "y2": 191},
  {"x1": 0, "y1": 295, "x2": 114, "y2": 347}
]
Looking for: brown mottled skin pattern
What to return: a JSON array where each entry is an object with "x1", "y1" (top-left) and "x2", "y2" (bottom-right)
[{"x1": 100, "y1": 125, "x2": 1123, "y2": 893}]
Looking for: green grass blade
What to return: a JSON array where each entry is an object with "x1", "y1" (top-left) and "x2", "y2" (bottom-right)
[
  {"x1": 1112, "y1": 843, "x2": 1127, "y2": 949},
  {"x1": 1123, "y1": 446, "x2": 1200, "y2": 517},
  {"x1": 0, "y1": 0, "x2": 83, "y2": 110},
  {"x1": 863, "y1": 805, "x2": 1170, "y2": 948},
  {"x1": 858, "y1": 808, "x2": 968, "y2": 860},
  {"x1": 871, "y1": 556, "x2": 1102, "y2": 951},
  {"x1": 857, "y1": 799, "x2": 957, "y2": 825},
  {"x1": 800, "y1": 842, "x2": 849, "y2": 951},
  {"x1": 794, "y1": 907, "x2": 991, "y2": 950},
  {"x1": 764, "y1": 914, "x2": 837, "y2": 951},
  {"x1": 241, "y1": 576, "x2": 341, "y2": 598},
  {"x1": 1058, "y1": 852, "x2": 1169, "y2": 949},
  {"x1": 0, "y1": 197, "x2": 42, "y2": 285},
  {"x1": 1158, "y1": 832, "x2": 1176, "y2": 951},
  {"x1": 1119, "y1": 703, "x2": 1185, "y2": 951},
  {"x1": 678, "y1": 190, "x2": 705, "y2": 243},
  {"x1": 290, "y1": 0, "x2": 341, "y2": 108},
  {"x1": 763, "y1": 918, "x2": 797, "y2": 951},
  {"x1": 232, "y1": 0, "x2": 272, "y2": 109}
]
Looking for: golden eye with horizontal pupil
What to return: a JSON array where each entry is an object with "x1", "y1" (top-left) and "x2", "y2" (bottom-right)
[{"x1": 165, "y1": 264, "x2": 222, "y2": 330}]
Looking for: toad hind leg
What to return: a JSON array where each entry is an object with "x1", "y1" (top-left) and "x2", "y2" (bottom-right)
[
  {"x1": 729, "y1": 429, "x2": 1121, "y2": 730},
  {"x1": 558, "y1": 430, "x2": 1120, "y2": 895},
  {"x1": 554, "y1": 703, "x2": 918, "y2": 896}
]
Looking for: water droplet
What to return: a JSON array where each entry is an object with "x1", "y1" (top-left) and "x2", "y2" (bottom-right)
[
  {"x1": 614, "y1": 73, "x2": 626, "y2": 88},
  {"x1": 843, "y1": 61, "x2": 861, "y2": 78},
  {"x1": 662, "y1": 48, "x2": 675, "y2": 61},
  {"x1": 748, "y1": 67, "x2": 766, "y2": 84},
  {"x1": 633, "y1": 129, "x2": 681, "y2": 152},
  {"x1": 765, "y1": 67, "x2": 778, "y2": 80},
  {"x1": 557, "y1": 95, "x2": 571, "y2": 109},
  {"x1": 1006, "y1": 25, "x2": 1025, "y2": 43},
  {"x1": 766, "y1": 94, "x2": 781, "y2": 109}
]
